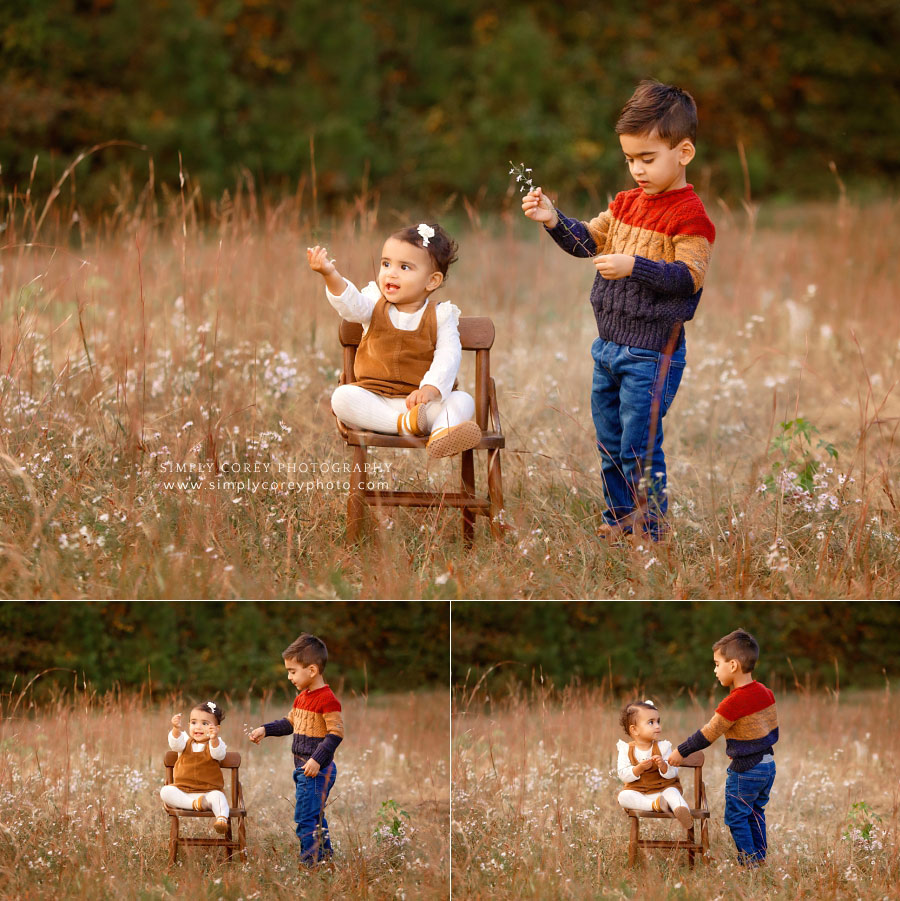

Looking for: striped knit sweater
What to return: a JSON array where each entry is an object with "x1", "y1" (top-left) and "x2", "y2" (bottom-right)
[
  {"x1": 546, "y1": 184, "x2": 715, "y2": 351},
  {"x1": 263, "y1": 684, "x2": 344, "y2": 769},
  {"x1": 677, "y1": 680, "x2": 778, "y2": 772}
]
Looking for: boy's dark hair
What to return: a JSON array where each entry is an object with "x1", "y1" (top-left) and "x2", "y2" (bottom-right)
[
  {"x1": 193, "y1": 700, "x2": 225, "y2": 724},
  {"x1": 283, "y1": 632, "x2": 328, "y2": 671},
  {"x1": 615, "y1": 79, "x2": 698, "y2": 147},
  {"x1": 713, "y1": 629, "x2": 759, "y2": 673},
  {"x1": 619, "y1": 699, "x2": 658, "y2": 736},
  {"x1": 391, "y1": 223, "x2": 459, "y2": 279}
]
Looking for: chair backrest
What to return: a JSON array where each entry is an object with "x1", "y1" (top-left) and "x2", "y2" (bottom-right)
[
  {"x1": 675, "y1": 750, "x2": 705, "y2": 810},
  {"x1": 164, "y1": 750, "x2": 243, "y2": 807},
  {"x1": 338, "y1": 317, "x2": 496, "y2": 431}
]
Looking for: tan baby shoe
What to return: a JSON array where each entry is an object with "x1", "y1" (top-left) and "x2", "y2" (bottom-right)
[
  {"x1": 426, "y1": 421, "x2": 482, "y2": 458},
  {"x1": 214, "y1": 816, "x2": 228, "y2": 834}
]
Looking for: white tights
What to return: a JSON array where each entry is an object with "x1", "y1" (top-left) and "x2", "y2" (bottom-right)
[
  {"x1": 617, "y1": 786, "x2": 689, "y2": 813},
  {"x1": 332, "y1": 384, "x2": 475, "y2": 434},
  {"x1": 160, "y1": 784, "x2": 229, "y2": 818}
]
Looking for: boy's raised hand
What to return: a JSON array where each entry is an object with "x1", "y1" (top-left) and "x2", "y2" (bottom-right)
[
  {"x1": 521, "y1": 187, "x2": 559, "y2": 229},
  {"x1": 248, "y1": 726, "x2": 266, "y2": 744},
  {"x1": 307, "y1": 245, "x2": 337, "y2": 276}
]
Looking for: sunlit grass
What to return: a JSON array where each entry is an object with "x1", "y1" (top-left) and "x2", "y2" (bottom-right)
[
  {"x1": 0, "y1": 685, "x2": 448, "y2": 899},
  {"x1": 452, "y1": 681, "x2": 900, "y2": 899},
  {"x1": 0, "y1": 170, "x2": 898, "y2": 597}
]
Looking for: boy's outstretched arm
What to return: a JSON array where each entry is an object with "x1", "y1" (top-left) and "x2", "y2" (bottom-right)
[{"x1": 669, "y1": 711, "x2": 734, "y2": 765}]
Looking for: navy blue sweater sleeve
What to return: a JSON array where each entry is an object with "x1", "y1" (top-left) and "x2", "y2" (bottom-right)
[
  {"x1": 263, "y1": 717, "x2": 293, "y2": 737},
  {"x1": 544, "y1": 210, "x2": 597, "y2": 258},
  {"x1": 630, "y1": 255, "x2": 696, "y2": 297},
  {"x1": 311, "y1": 733, "x2": 343, "y2": 767},
  {"x1": 677, "y1": 729, "x2": 711, "y2": 758}
]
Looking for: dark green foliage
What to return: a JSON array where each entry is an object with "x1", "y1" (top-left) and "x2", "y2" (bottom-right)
[
  {"x1": 451, "y1": 601, "x2": 900, "y2": 693},
  {"x1": 2, "y1": 1, "x2": 899, "y2": 209},
  {"x1": 0, "y1": 601, "x2": 449, "y2": 695}
]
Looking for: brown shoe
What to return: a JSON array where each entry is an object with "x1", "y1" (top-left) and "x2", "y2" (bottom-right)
[
  {"x1": 427, "y1": 421, "x2": 482, "y2": 458},
  {"x1": 214, "y1": 816, "x2": 228, "y2": 834},
  {"x1": 597, "y1": 522, "x2": 629, "y2": 542}
]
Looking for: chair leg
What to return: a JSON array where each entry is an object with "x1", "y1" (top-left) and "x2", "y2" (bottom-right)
[
  {"x1": 225, "y1": 817, "x2": 234, "y2": 862},
  {"x1": 688, "y1": 821, "x2": 696, "y2": 868},
  {"x1": 461, "y1": 448, "x2": 475, "y2": 545},
  {"x1": 701, "y1": 818, "x2": 709, "y2": 857},
  {"x1": 487, "y1": 448, "x2": 503, "y2": 538},
  {"x1": 238, "y1": 816, "x2": 247, "y2": 859},
  {"x1": 628, "y1": 817, "x2": 639, "y2": 867},
  {"x1": 168, "y1": 815, "x2": 178, "y2": 866},
  {"x1": 347, "y1": 444, "x2": 368, "y2": 541}
]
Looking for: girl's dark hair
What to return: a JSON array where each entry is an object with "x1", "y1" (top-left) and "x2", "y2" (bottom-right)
[
  {"x1": 619, "y1": 699, "x2": 658, "y2": 736},
  {"x1": 193, "y1": 700, "x2": 225, "y2": 724},
  {"x1": 391, "y1": 223, "x2": 459, "y2": 278}
]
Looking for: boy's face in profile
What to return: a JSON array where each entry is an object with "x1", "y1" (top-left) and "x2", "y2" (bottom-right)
[
  {"x1": 285, "y1": 657, "x2": 319, "y2": 692},
  {"x1": 620, "y1": 131, "x2": 695, "y2": 195},
  {"x1": 713, "y1": 649, "x2": 740, "y2": 687}
]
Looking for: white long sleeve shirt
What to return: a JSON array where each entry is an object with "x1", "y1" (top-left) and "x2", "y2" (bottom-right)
[
  {"x1": 616, "y1": 738, "x2": 678, "y2": 784},
  {"x1": 326, "y1": 278, "x2": 463, "y2": 401},
  {"x1": 169, "y1": 729, "x2": 227, "y2": 760}
]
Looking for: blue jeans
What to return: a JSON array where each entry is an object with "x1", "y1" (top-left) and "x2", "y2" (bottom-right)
[
  {"x1": 590, "y1": 335, "x2": 686, "y2": 537},
  {"x1": 724, "y1": 760, "x2": 776, "y2": 864},
  {"x1": 293, "y1": 762, "x2": 336, "y2": 865}
]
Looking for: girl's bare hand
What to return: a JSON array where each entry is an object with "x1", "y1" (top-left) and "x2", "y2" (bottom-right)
[
  {"x1": 307, "y1": 245, "x2": 336, "y2": 275},
  {"x1": 171, "y1": 713, "x2": 182, "y2": 730}
]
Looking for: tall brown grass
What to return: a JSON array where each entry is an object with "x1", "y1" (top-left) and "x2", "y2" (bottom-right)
[
  {"x1": 452, "y1": 679, "x2": 900, "y2": 899},
  {"x1": 0, "y1": 161, "x2": 898, "y2": 597},
  {"x1": 0, "y1": 681, "x2": 448, "y2": 900}
]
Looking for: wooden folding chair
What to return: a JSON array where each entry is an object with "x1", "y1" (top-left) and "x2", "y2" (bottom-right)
[
  {"x1": 622, "y1": 750, "x2": 710, "y2": 868},
  {"x1": 163, "y1": 750, "x2": 247, "y2": 865},
  {"x1": 336, "y1": 317, "x2": 505, "y2": 544}
]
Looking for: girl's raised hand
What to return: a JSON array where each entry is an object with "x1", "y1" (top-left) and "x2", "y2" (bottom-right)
[
  {"x1": 206, "y1": 722, "x2": 219, "y2": 744},
  {"x1": 171, "y1": 713, "x2": 182, "y2": 731},
  {"x1": 307, "y1": 245, "x2": 337, "y2": 276}
]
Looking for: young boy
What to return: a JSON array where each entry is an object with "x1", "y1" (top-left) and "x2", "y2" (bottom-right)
[
  {"x1": 668, "y1": 629, "x2": 778, "y2": 866},
  {"x1": 249, "y1": 633, "x2": 344, "y2": 866},
  {"x1": 522, "y1": 79, "x2": 715, "y2": 541}
]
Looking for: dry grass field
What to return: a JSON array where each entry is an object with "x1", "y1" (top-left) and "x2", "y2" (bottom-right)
[
  {"x1": 0, "y1": 686, "x2": 449, "y2": 900},
  {"x1": 452, "y1": 682, "x2": 900, "y2": 900},
  {"x1": 1, "y1": 165, "x2": 898, "y2": 597}
]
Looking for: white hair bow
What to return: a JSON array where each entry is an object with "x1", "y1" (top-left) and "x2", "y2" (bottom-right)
[{"x1": 417, "y1": 223, "x2": 435, "y2": 246}]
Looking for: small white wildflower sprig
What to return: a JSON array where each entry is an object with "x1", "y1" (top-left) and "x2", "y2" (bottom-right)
[
  {"x1": 511, "y1": 159, "x2": 596, "y2": 257},
  {"x1": 509, "y1": 161, "x2": 534, "y2": 193}
]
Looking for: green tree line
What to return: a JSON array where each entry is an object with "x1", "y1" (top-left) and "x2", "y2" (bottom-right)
[
  {"x1": 2, "y1": 0, "x2": 898, "y2": 213},
  {"x1": 0, "y1": 601, "x2": 449, "y2": 696},
  {"x1": 451, "y1": 602, "x2": 900, "y2": 694}
]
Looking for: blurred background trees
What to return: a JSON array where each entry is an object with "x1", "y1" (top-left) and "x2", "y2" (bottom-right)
[
  {"x1": 452, "y1": 601, "x2": 900, "y2": 693},
  {"x1": 0, "y1": 601, "x2": 449, "y2": 695},
  {"x1": 2, "y1": 0, "x2": 898, "y2": 213}
]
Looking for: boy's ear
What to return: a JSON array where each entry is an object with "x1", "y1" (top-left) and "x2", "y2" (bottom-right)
[
  {"x1": 678, "y1": 139, "x2": 696, "y2": 166},
  {"x1": 427, "y1": 270, "x2": 444, "y2": 292}
]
